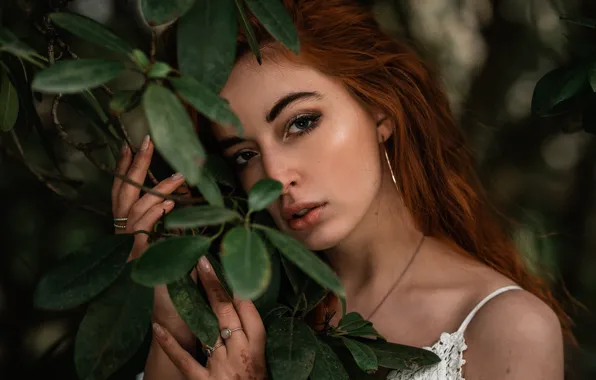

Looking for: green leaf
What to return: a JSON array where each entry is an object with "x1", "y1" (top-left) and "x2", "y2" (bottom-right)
[
  {"x1": 338, "y1": 312, "x2": 370, "y2": 331},
  {"x1": 257, "y1": 225, "x2": 345, "y2": 297},
  {"x1": 49, "y1": 12, "x2": 134, "y2": 57},
  {"x1": 266, "y1": 317, "x2": 317, "y2": 380},
  {"x1": 345, "y1": 324, "x2": 383, "y2": 340},
  {"x1": 74, "y1": 265, "x2": 153, "y2": 380},
  {"x1": 560, "y1": 16, "x2": 596, "y2": 28},
  {"x1": 177, "y1": 0, "x2": 237, "y2": 93},
  {"x1": 204, "y1": 154, "x2": 237, "y2": 188},
  {"x1": 235, "y1": 0, "x2": 262, "y2": 64},
  {"x1": 197, "y1": 169, "x2": 224, "y2": 206},
  {"x1": 167, "y1": 274, "x2": 219, "y2": 346},
  {"x1": 253, "y1": 238, "x2": 281, "y2": 313},
  {"x1": 248, "y1": 178, "x2": 282, "y2": 212},
  {"x1": 132, "y1": 49, "x2": 150, "y2": 70},
  {"x1": 170, "y1": 76, "x2": 243, "y2": 135},
  {"x1": 221, "y1": 227, "x2": 271, "y2": 299},
  {"x1": 352, "y1": 339, "x2": 440, "y2": 370},
  {"x1": 282, "y1": 259, "x2": 328, "y2": 313},
  {"x1": 166, "y1": 205, "x2": 241, "y2": 229},
  {"x1": 245, "y1": 0, "x2": 300, "y2": 55},
  {"x1": 33, "y1": 234, "x2": 134, "y2": 310},
  {"x1": 263, "y1": 304, "x2": 291, "y2": 325},
  {"x1": 311, "y1": 339, "x2": 349, "y2": 380},
  {"x1": 531, "y1": 65, "x2": 590, "y2": 116},
  {"x1": 132, "y1": 236, "x2": 211, "y2": 286},
  {"x1": 590, "y1": 63, "x2": 596, "y2": 92},
  {"x1": 142, "y1": 84, "x2": 206, "y2": 186},
  {"x1": 341, "y1": 337, "x2": 378, "y2": 373},
  {"x1": 32, "y1": 59, "x2": 125, "y2": 94},
  {"x1": 141, "y1": 0, "x2": 196, "y2": 26},
  {"x1": 148, "y1": 62, "x2": 172, "y2": 78},
  {"x1": 109, "y1": 90, "x2": 138, "y2": 115},
  {"x1": 0, "y1": 27, "x2": 37, "y2": 59},
  {"x1": 0, "y1": 67, "x2": 19, "y2": 131}
]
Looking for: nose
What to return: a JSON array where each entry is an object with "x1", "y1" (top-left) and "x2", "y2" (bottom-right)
[{"x1": 260, "y1": 147, "x2": 299, "y2": 195}]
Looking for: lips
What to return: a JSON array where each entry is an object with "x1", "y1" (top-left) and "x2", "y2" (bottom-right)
[{"x1": 281, "y1": 202, "x2": 326, "y2": 221}]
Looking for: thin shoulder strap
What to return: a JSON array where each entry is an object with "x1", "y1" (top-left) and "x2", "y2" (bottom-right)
[{"x1": 456, "y1": 285, "x2": 523, "y2": 334}]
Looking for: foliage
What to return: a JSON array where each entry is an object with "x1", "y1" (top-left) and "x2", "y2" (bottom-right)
[
  {"x1": 531, "y1": 15, "x2": 596, "y2": 134},
  {"x1": 0, "y1": 0, "x2": 439, "y2": 379}
]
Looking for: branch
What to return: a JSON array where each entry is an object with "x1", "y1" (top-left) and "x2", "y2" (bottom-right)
[
  {"x1": 50, "y1": 96, "x2": 205, "y2": 205},
  {"x1": 7, "y1": 130, "x2": 108, "y2": 217}
]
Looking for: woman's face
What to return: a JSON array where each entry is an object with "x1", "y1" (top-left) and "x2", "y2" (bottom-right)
[{"x1": 212, "y1": 54, "x2": 390, "y2": 250}]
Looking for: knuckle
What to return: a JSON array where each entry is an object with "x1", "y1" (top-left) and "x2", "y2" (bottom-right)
[
  {"x1": 178, "y1": 355, "x2": 193, "y2": 371},
  {"x1": 217, "y1": 303, "x2": 236, "y2": 318}
]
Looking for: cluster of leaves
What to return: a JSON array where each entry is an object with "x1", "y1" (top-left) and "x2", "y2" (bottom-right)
[
  {"x1": 0, "y1": 0, "x2": 440, "y2": 379},
  {"x1": 531, "y1": 16, "x2": 596, "y2": 134}
]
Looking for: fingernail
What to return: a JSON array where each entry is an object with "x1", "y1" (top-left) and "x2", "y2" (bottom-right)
[
  {"x1": 164, "y1": 200, "x2": 174, "y2": 206},
  {"x1": 121, "y1": 142, "x2": 128, "y2": 154},
  {"x1": 140, "y1": 135, "x2": 150, "y2": 151},
  {"x1": 152, "y1": 322, "x2": 165, "y2": 338},
  {"x1": 171, "y1": 172, "x2": 183, "y2": 180},
  {"x1": 199, "y1": 256, "x2": 211, "y2": 272}
]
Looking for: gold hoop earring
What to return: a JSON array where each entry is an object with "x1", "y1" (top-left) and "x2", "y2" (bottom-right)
[{"x1": 383, "y1": 145, "x2": 400, "y2": 193}]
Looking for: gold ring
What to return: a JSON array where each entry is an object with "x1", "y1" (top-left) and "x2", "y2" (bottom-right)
[{"x1": 203, "y1": 341, "x2": 224, "y2": 357}]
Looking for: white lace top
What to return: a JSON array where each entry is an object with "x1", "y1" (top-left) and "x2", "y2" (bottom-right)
[{"x1": 387, "y1": 285, "x2": 523, "y2": 380}]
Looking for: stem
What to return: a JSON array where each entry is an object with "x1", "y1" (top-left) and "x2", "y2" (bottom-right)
[
  {"x1": 7, "y1": 130, "x2": 108, "y2": 217},
  {"x1": 50, "y1": 95, "x2": 205, "y2": 204}
]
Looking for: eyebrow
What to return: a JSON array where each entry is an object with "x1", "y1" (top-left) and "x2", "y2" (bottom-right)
[
  {"x1": 218, "y1": 91, "x2": 323, "y2": 151},
  {"x1": 265, "y1": 91, "x2": 323, "y2": 123}
]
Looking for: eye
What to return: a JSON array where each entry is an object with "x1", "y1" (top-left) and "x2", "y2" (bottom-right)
[
  {"x1": 284, "y1": 113, "x2": 321, "y2": 139},
  {"x1": 232, "y1": 150, "x2": 258, "y2": 167}
]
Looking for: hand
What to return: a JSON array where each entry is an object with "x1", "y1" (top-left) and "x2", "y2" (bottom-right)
[
  {"x1": 152, "y1": 256, "x2": 268, "y2": 380},
  {"x1": 111, "y1": 135, "x2": 192, "y2": 342}
]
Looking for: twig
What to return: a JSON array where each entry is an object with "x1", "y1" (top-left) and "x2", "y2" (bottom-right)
[
  {"x1": 50, "y1": 96, "x2": 205, "y2": 204},
  {"x1": 150, "y1": 30, "x2": 157, "y2": 62},
  {"x1": 7, "y1": 130, "x2": 108, "y2": 217}
]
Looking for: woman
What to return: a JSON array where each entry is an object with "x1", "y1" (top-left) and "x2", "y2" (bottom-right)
[{"x1": 111, "y1": 0, "x2": 571, "y2": 378}]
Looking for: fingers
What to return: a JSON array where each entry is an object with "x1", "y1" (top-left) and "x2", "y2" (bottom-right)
[
  {"x1": 196, "y1": 257, "x2": 246, "y2": 348},
  {"x1": 112, "y1": 143, "x2": 132, "y2": 215},
  {"x1": 126, "y1": 173, "x2": 186, "y2": 228},
  {"x1": 152, "y1": 322, "x2": 208, "y2": 379},
  {"x1": 126, "y1": 199, "x2": 176, "y2": 261},
  {"x1": 114, "y1": 135, "x2": 154, "y2": 218},
  {"x1": 233, "y1": 295, "x2": 266, "y2": 348}
]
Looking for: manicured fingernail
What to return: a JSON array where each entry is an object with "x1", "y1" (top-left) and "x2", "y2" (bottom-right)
[
  {"x1": 171, "y1": 172, "x2": 183, "y2": 180},
  {"x1": 164, "y1": 200, "x2": 174, "y2": 206},
  {"x1": 140, "y1": 135, "x2": 150, "y2": 151},
  {"x1": 199, "y1": 256, "x2": 211, "y2": 272},
  {"x1": 152, "y1": 322, "x2": 165, "y2": 338}
]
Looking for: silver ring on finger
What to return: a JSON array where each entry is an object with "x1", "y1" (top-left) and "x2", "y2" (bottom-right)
[
  {"x1": 203, "y1": 341, "x2": 225, "y2": 357},
  {"x1": 220, "y1": 327, "x2": 243, "y2": 340}
]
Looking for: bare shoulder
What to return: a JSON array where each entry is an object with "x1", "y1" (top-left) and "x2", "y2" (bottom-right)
[{"x1": 463, "y1": 288, "x2": 564, "y2": 379}]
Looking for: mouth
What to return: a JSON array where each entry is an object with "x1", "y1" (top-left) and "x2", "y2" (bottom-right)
[{"x1": 284, "y1": 203, "x2": 327, "y2": 231}]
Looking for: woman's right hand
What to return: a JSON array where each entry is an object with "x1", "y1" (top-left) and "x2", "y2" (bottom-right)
[{"x1": 111, "y1": 135, "x2": 194, "y2": 347}]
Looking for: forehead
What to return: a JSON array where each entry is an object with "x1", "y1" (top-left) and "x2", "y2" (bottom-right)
[{"x1": 214, "y1": 54, "x2": 339, "y2": 136}]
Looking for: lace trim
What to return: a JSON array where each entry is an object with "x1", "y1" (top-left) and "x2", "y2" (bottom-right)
[{"x1": 386, "y1": 331, "x2": 468, "y2": 380}]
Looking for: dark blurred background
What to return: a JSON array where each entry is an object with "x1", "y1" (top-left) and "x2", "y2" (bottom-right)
[{"x1": 1, "y1": 0, "x2": 595, "y2": 378}]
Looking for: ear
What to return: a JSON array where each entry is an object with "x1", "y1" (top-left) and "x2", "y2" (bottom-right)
[{"x1": 375, "y1": 112, "x2": 394, "y2": 143}]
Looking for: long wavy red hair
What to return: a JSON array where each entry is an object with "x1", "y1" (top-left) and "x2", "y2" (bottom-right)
[{"x1": 189, "y1": 0, "x2": 573, "y2": 341}]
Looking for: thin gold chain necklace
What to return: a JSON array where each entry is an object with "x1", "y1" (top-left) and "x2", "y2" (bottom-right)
[{"x1": 364, "y1": 234, "x2": 426, "y2": 320}]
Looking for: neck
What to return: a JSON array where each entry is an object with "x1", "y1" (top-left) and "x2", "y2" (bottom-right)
[{"x1": 323, "y1": 167, "x2": 423, "y2": 308}]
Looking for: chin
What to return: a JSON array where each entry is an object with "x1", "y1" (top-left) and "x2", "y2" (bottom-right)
[{"x1": 285, "y1": 220, "x2": 350, "y2": 252}]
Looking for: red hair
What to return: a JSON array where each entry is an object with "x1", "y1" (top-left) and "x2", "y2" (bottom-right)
[{"x1": 206, "y1": 0, "x2": 574, "y2": 341}]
